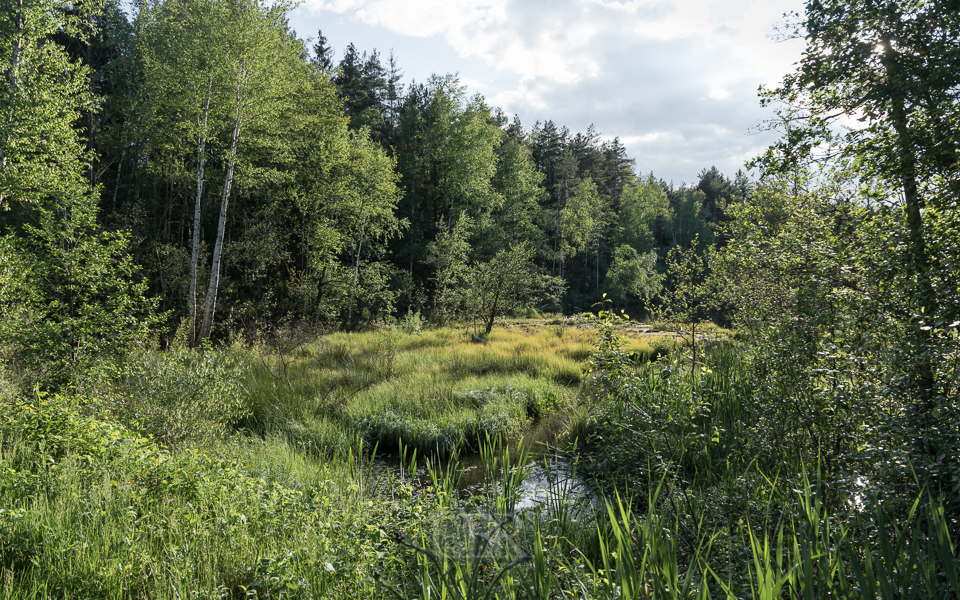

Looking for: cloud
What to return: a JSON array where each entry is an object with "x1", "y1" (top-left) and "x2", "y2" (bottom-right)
[{"x1": 293, "y1": 0, "x2": 805, "y2": 182}]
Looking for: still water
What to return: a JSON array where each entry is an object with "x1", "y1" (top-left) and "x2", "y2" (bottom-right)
[{"x1": 370, "y1": 447, "x2": 594, "y2": 512}]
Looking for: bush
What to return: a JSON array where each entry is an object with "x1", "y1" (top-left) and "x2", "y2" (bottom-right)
[
  {"x1": 90, "y1": 346, "x2": 249, "y2": 446},
  {"x1": 0, "y1": 206, "x2": 161, "y2": 390},
  {"x1": 648, "y1": 336, "x2": 680, "y2": 360},
  {"x1": 395, "y1": 310, "x2": 425, "y2": 335},
  {"x1": 0, "y1": 391, "x2": 159, "y2": 470},
  {"x1": 510, "y1": 307, "x2": 542, "y2": 319}
]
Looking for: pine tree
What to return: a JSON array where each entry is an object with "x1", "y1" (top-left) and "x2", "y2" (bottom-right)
[{"x1": 312, "y1": 28, "x2": 334, "y2": 70}]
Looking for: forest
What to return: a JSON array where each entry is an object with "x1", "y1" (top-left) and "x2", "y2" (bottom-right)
[
  {"x1": 1, "y1": 0, "x2": 748, "y2": 356},
  {"x1": 0, "y1": 0, "x2": 958, "y2": 597}
]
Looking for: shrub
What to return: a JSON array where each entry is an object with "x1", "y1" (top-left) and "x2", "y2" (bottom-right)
[
  {"x1": 396, "y1": 310, "x2": 425, "y2": 335},
  {"x1": 90, "y1": 346, "x2": 249, "y2": 446},
  {"x1": 0, "y1": 207, "x2": 161, "y2": 390}
]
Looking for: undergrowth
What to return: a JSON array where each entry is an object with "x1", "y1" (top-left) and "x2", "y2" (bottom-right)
[{"x1": 4, "y1": 320, "x2": 953, "y2": 599}]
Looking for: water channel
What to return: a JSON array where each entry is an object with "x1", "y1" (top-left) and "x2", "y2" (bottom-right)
[{"x1": 370, "y1": 443, "x2": 595, "y2": 514}]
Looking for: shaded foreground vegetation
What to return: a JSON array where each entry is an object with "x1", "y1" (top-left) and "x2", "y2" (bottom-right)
[{"x1": 2, "y1": 320, "x2": 959, "y2": 599}]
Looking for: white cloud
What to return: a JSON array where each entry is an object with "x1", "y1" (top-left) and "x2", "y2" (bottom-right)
[
  {"x1": 292, "y1": 0, "x2": 806, "y2": 182},
  {"x1": 708, "y1": 86, "x2": 730, "y2": 100},
  {"x1": 619, "y1": 132, "x2": 683, "y2": 145}
]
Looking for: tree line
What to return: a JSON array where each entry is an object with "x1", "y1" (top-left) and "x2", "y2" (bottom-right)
[{"x1": 0, "y1": 0, "x2": 751, "y2": 363}]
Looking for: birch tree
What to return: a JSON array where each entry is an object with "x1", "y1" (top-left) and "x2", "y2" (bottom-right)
[
  {"x1": 138, "y1": 0, "x2": 230, "y2": 346},
  {"x1": 197, "y1": 0, "x2": 300, "y2": 340}
]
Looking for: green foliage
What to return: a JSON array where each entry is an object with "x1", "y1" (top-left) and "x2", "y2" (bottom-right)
[
  {"x1": 0, "y1": 201, "x2": 159, "y2": 388},
  {"x1": 0, "y1": 0, "x2": 157, "y2": 389},
  {"x1": 585, "y1": 299, "x2": 637, "y2": 404},
  {"x1": 603, "y1": 245, "x2": 663, "y2": 309},
  {"x1": 487, "y1": 137, "x2": 546, "y2": 252},
  {"x1": 757, "y1": 0, "x2": 959, "y2": 201},
  {"x1": 90, "y1": 345, "x2": 248, "y2": 446},
  {"x1": 241, "y1": 326, "x2": 578, "y2": 458},
  {"x1": 0, "y1": 0, "x2": 97, "y2": 209},
  {"x1": 135, "y1": 0, "x2": 407, "y2": 335},
  {"x1": 4, "y1": 322, "x2": 960, "y2": 600},
  {"x1": 468, "y1": 243, "x2": 542, "y2": 335},
  {"x1": 425, "y1": 215, "x2": 473, "y2": 324},
  {"x1": 5, "y1": 0, "x2": 960, "y2": 596},
  {"x1": 656, "y1": 235, "x2": 714, "y2": 370},
  {"x1": 394, "y1": 310, "x2": 425, "y2": 335},
  {"x1": 618, "y1": 174, "x2": 671, "y2": 253},
  {"x1": 753, "y1": 0, "x2": 960, "y2": 494},
  {"x1": 585, "y1": 311, "x2": 754, "y2": 495},
  {"x1": 712, "y1": 167, "x2": 883, "y2": 478},
  {"x1": 559, "y1": 176, "x2": 604, "y2": 264},
  {"x1": 0, "y1": 392, "x2": 158, "y2": 467},
  {"x1": 379, "y1": 514, "x2": 533, "y2": 600},
  {"x1": 0, "y1": 393, "x2": 395, "y2": 597},
  {"x1": 293, "y1": 122, "x2": 406, "y2": 327},
  {"x1": 666, "y1": 187, "x2": 714, "y2": 249},
  {"x1": 581, "y1": 309, "x2": 960, "y2": 600},
  {"x1": 12, "y1": 0, "x2": 745, "y2": 338}
]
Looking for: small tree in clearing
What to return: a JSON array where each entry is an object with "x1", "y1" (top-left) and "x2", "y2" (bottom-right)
[
  {"x1": 470, "y1": 244, "x2": 537, "y2": 335},
  {"x1": 656, "y1": 236, "x2": 714, "y2": 379}
]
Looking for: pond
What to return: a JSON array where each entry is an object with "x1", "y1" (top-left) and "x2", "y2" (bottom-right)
[{"x1": 370, "y1": 443, "x2": 595, "y2": 514}]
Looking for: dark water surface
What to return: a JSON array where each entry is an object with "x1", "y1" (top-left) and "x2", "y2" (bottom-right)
[{"x1": 370, "y1": 443, "x2": 594, "y2": 512}]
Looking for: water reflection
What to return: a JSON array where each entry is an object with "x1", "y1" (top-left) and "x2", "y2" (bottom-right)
[{"x1": 371, "y1": 449, "x2": 594, "y2": 513}]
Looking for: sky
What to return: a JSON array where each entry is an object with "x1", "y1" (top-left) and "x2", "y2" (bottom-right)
[{"x1": 286, "y1": 0, "x2": 807, "y2": 186}]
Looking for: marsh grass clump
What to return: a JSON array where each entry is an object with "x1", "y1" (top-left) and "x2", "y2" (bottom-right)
[{"x1": 239, "y1": 325, "x2": 592, "y2": 456}]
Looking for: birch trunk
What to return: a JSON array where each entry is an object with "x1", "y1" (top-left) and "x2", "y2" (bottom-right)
[
  {"x1": 199, "y1": 75, "x2": 245, "y2": 340},
  {"x1": 187, "y1": 79, "x2": 213, "y2": 347}
]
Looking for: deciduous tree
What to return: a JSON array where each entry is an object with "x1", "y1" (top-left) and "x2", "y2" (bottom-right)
[{"x1": 757, "y1": 0, "x2": 960, "y2": 463}]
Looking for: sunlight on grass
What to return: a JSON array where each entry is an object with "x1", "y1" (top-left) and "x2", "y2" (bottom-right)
[{"x1": 243, "y1": 323, "x2": 619, "y2": 456}]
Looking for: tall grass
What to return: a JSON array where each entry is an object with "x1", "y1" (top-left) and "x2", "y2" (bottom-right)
[
  {"x1": 241, "y1": 326, "x2": 624, "y2": 457},
  {"x1": 0, "y1": 393, "x2": 450, "y2": 599},
  {"x1": 371, "y1": 437, "x2": 960, "y2": 600},
  {"x1": 3, "y1": 390, "x2": 958, "y2": 599}
]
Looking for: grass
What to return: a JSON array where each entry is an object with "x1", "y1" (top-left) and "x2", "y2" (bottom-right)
[
  {"x1": 5, "y1": 319, "x2": 955, "y2": 599},
  {"x1": 5, "y1": 399, "x2": 956, "y2": 600},
  {"x1": 0, "y1": 395, "x2": 397, "y2": 598},
  {"x1": 242, "y1": 324, "x2": 664, "y2": 457}
]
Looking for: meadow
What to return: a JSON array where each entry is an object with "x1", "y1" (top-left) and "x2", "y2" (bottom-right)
[
  {"x1": 236, "y1": 320, "x2": 668, "y2": 459},
  {"x1": 2, "y1": 318, "x2": 957, "y2": 599}
]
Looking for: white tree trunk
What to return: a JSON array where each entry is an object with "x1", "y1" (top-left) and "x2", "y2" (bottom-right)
[
  {"x1": 188, "y1": 80, "x2": 213, "y2": 347},
  {"x1": 200, "y1": 75, "x2": 244, "y2": 340}
]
